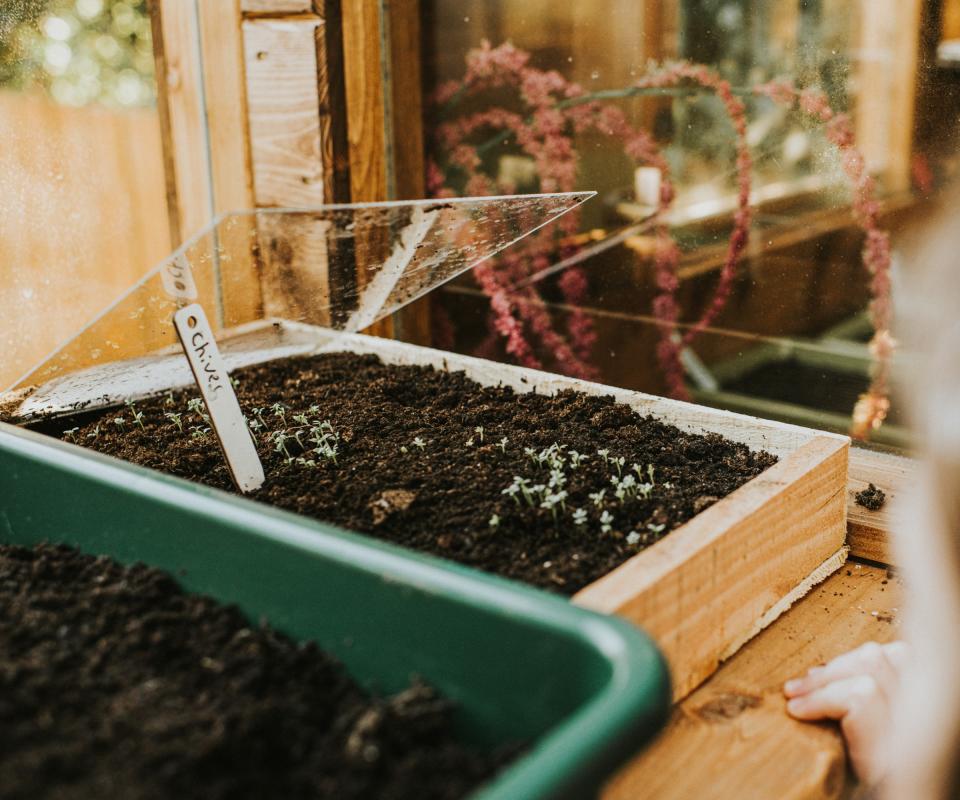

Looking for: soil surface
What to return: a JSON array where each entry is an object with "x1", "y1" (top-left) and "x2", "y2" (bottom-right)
[
  {"x1": 0, "y1": 542, "x2": 511, "y2": 800},
  {"x1": 61, "y1": 352, "x2": 777, "y2": 595},
  {"x1": 855, "y1": 483, "x2": 887, "y2": 511}
]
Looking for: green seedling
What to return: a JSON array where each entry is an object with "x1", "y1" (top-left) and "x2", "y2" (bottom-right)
[{"x1": 165, "y1": 412, "x2": 183, "y2": 432}]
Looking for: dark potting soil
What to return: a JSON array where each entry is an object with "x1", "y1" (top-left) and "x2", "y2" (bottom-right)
[
  {"x1": 855, "y1": 483, "x2": 887, "y2": 511},
  {"x1": 62, "y1": 352, "x2": 777, "y2": 596},
  {"x1": 0, "y1": 542, "x2": 512, "y2": 800}
]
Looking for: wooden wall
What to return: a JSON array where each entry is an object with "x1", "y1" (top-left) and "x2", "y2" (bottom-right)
[{"x1": 0, "y1": 92, "x2": 171, "y2": 389}]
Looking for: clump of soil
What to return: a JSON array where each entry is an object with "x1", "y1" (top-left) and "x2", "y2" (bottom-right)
[
  {"x1": 855, "y1": 483, "x2": 887, "y2": 511},
  {"x1": 0, "y1": 542, "x2": 512, "y2": 800},
  {"x1": 61, "y1": 352, "x2": 777, "y2": 595}
]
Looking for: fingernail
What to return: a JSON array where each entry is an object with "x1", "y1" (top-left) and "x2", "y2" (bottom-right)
[
  {"x1": 786, "y1": 698, "x2": 803, "y2": 715},
  {"x1": 784, "y1": 679, "x2": 801, "y2": 695}
]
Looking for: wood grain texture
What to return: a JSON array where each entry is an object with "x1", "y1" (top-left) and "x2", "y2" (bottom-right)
[
  {"x1": 149, "y1": 0, "x2": 211, "y2": 242},
  {"x1": 854, "y1": 0, "x2": 923, "y2": 192},
  {"x1": 240, "y1": 0, "x2": 313, "y2": 14},
  {"x1": 243, "y1": 17, "x2": 327, "y2": 206},
  {"x1": 341, "y1": 0, "x2": 388, "y2": 202},
  {"x1": 847, "y1": 447, "x2": 916, "y2": 566},
  {"x1": 603, "y1": 563, "x2": 903, "y2": 800},
  {"x1": 195, "y1": 0, "x2": 262, "y2": 328}
]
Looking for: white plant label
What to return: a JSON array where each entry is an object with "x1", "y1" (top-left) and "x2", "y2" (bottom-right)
[
  {"x1": 161, "y1": 253, "x2": 198, "y2": 302},
  {"x1": 173, "y1": 303, "x2": 264, "y2": 493}
]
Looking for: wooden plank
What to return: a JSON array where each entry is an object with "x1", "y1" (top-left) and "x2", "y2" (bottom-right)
[
  {"x1": 341, "y1": 0, "x2": 389, "y2": 203},
  {"x1": 340, "y1": 0, "x2": 392, "y2": 339},
  {"x1": 847, "y1": 447, "x2": 915, "y2": 566},
  {"x1": 603, "y1": 563, "x2": 903, "y2": 800},
  {"x1": 240, "y1": 0, "x2": 312, "y2": 14},
  {"x1": 853, "y1": 0, "x2": 923, "y2": 193},
  {"x1": 317, "y1": 0, "x2": 352, "y2": 203},
  {"x1": 195, "y1": 0, "x2": 262, "y2": 328},
  {"x1": 0, "y1": 93, "x2": 170, "y2": 389},
  {"x1": 386, "y1": 0, "x2": 426, "y2": 201},
  {"x1": 243, "y1": 17, "x2": 327, "y2": 206},
  {"x1": 149, "y1": 0, "x2": 211, "y2": 243}
]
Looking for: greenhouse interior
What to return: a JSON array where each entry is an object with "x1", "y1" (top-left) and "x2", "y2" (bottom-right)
[{"x1": 2, "y1": 1, "x2": 960, "y2": 798}]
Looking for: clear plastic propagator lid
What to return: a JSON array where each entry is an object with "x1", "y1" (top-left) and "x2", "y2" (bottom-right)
[{"x1": 3, "y1": 193, "x2": 593, "y2": 420}]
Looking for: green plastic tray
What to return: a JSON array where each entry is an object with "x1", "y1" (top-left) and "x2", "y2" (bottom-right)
[{"x1": 0, "y1": 423, "x2": 670, "y2": 799}]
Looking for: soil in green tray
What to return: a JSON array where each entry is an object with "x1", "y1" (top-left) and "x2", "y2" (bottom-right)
[
  {"x1": 0, "y1": 542, "x2": 514, "y2": 800},
  {"x1": 57, "y1": 352, "x2": 778, "y2": 595}
]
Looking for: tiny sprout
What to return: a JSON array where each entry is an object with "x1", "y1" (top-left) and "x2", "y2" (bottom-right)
[
  {"x1": 548, "y1": 469, "x2": 566, "y2": 489},
  {"x1": 292, "y1": 413, "x2": 309, "y2": 426},
  {"x1": 190, "y1": 425, "x2": 210, "y2": 440},
  {"x1": 614, "y1": 456, "x2": 625, "y2": 475},
  {"x1": 474, "y1": 425, "x2": 484, "y2": 443},
  {"x1": 412, "y1": 437, "x2": 426, "y2": 450},
  {"x1": 488, "y1": 513, "x2": 500, "y2": 529},
  {"x1": 87, "y1": 424, "x2": 100, "y2": 441},
  {"x1": 164, "y1": 391, "x2": 175, "y2": 406},
  {"x1": 113, "y1": 416, "x2": 125, "y2": 431},
  {"x1": 626, "y1": 531, "x2": 641, "y2": 546},
  {"x1": 501, "y1": 479, "x2": 522, "y2": 505},
  {"x1": 465, "y1": 437, "x2": 474, "y2": 447},
  {"x1": 400, "y1": 445, "x2": 409, "y2": 454},
  {"x1": 524, "y1": 446, "x2": 538, "y2": 465},
  {"x1": 589, "y1": 489, "x2": 606, "y2": 508},
  {"x1": 187, "y1": 398, "x2": 204, "y2": 416},
  {"x1": 247, "y1": 417, "x2": 261, "y2": 433},
  {"x1": 165, "y1": 412, "x2": 183, "y2": 432},
  {"x1": 569, "y1": 450, "x2": 587, "y2": 468},
  {"x1": 572, "y1": 508, "x2": 587, "y2": 526},
  {"x1": 600, "y1": 510, "x2": 614, "y2": 533},
  {"x1": 63, "y1": 427, "x2": 79, "y2": 442},
  {"x1": 647, "y1": 523, "x2": 666, "y2": 535},
  {"x1": 647, "y1": 464, "x2": 656, "y2": 484},
  {"x1": 597, "y1": 448, "x2": 610, "y2": 462},
  {"x1": 497, "y1": 437, "x2": 508, "y2": 453},
  {"x1": 231, "y1": 377, "x2": 240, "y2": 388},
  {"x1": 251, "y1": 407, "x2": 267, "y2": 427},
  {"x1": 272, "y1": 430, "x2": 291, "y2": 457},
  {"x1": 308, "y1": 404, "x2": 320, "y2": 415},
  {"x1": 540, "y1": 490, "x2": 568, "y2": 521},
  {"x1": 131, "y1": 409, "x2": 146, "y2": 431},
  {"x1": 271, "y1": 402, "x2": 287, "y2": 422}
]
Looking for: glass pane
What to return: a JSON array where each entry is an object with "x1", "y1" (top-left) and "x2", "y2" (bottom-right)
[
  {"x1": 5, "y1": 193, "x2": 591, "y2": 417},
  {"x1": 416, "y1": 1, "x2": 942, "y2": 451}
]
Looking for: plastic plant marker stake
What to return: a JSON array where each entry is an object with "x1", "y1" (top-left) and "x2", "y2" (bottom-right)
[{"x1": 173, "y1": 303, "x2": 264, "y2": 493}]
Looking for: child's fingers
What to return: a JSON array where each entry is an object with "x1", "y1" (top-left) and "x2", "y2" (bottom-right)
[
  {"x1": 784, "y1": 641, "x2": 901, "y2": 698},
  {"x1": 785, "y1": 674, "x2": 879, "y2": 720}
]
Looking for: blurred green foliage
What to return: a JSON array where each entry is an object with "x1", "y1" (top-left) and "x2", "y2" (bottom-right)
[{"x1": 0, "y1": 0, "x2": 154, "y2": 107}]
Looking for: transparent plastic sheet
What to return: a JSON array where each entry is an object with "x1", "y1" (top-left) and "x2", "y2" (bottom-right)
[
  {"x1": 4, "y1": 193, "x2": 592, "y2": 419},
  {"x1": 429, "y1": 248, "x2": 908, "y2": 453}
]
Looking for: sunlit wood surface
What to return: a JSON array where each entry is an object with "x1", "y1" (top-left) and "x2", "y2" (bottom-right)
[{"x1": 0, "y1": 91, "x2": 170, "y2": 388}]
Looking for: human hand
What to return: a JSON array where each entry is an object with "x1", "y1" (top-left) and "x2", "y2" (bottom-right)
[{"x1": 783, "y1": 641, "x2": 909, "y2": 785}]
